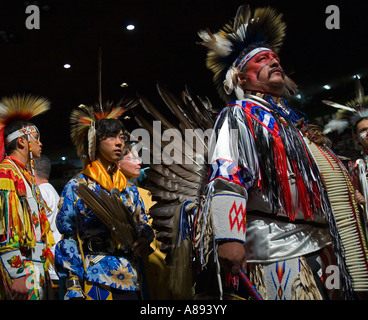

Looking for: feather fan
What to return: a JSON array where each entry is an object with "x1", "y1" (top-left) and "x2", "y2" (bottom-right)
[{"x1": 74, "y1": 184, "x2": 138, "y2": 248}]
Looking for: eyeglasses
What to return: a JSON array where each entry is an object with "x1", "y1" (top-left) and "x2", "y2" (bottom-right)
[
  {"x1": 105, "y1": 134, "x2": 128, "y2": 142},
  {"x1": 124, "y1": 155, "x2": 142, "y2": 163}
]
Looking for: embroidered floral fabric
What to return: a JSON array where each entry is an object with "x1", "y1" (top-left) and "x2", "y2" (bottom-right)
[
  {"x1": 55, "y1": 174, "x2": 153, "y2": 300},
  {"x1": 0, "y1": 156, "x2": 54, "y2": 300}
]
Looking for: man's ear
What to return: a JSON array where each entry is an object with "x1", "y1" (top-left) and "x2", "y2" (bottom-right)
[
  {"x1": 17, "y1": 136, "x2": 27, "y2": 149},
  {"x1": 237, "y1": 71, "x2": 247, "y2": 88}
]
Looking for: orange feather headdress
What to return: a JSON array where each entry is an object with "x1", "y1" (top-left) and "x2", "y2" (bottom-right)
[{"x1": 70, "y1": 99, "x2": 138, "y2": 167}]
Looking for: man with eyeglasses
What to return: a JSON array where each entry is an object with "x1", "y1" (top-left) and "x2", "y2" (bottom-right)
[{"x1": 0, "y1": 95, "x2": 55, "y2": 300}]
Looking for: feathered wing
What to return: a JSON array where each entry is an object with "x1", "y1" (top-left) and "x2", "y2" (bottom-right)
[
  {"x1": 133, "y1": 84, "x2": 216, "y2": 298},
  {"x1": 134, "y1": 83, "x2": 216, "y2": 209}
]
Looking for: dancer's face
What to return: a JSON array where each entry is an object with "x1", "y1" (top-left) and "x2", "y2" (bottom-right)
[
  {"x1": 238, "y1": 50, "x2": 285, "y2": 96},
  {"x1": 28, "y1": 131, "x2": 42, "y2": 159},
  {"x1": 118, "y1": 149, "x2": 142, "y2": 180},
  {"x1": 97, "y1": 130, "x2": 125, "y2": 163},
  {"x1": 356, "y1": 119, "x2": 368, "y2": 152}
]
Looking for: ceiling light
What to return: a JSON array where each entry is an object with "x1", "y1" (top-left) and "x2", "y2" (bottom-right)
[
  {"x1": 323, "y1": 84, "x2": 331, "y2": 90},
  {"x1": 63, "y1": 63, "x2": 71, "y2": 69},
  {"x1": 120, "y1": 82, "x2": 129, "y2": 87},
  {"x1": 126, "y1": 24, "x2": 135, "y2": 31}
]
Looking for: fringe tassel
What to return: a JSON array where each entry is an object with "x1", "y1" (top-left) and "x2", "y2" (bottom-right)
[
  {"x1": 0, "y1": 192, "x2": 6, "y2": 237},
  {"x1": 168, "y1": 203, "x2": 193, "y2": 299},
  {"x1": 39, "y1": 208, "x2": 55, "y2": 248},
  {"x1": 195, "y1": 183, "x2": 214, "y2": 267},
  {"x1": 0, "y1": 259, "x2": 13, "y2": 299},
  {"x1": 42, "y1": 247, "x2": 54, "y2": 272},
  {"x1": 273, "y1": 134, "x2": 294, "y2": 219},
  {"x1": 18, "y1": 197, "x2": 36, "y2": 248},
  {"x1": 291, "y1": 257, "x2": 323, "y2": 300},
  {"x1": 249, "y1": 264, "x2": 268, "y2": 300}
]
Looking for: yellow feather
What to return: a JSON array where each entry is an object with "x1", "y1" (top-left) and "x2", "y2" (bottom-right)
[{"x1": 0, "y1": 94, "x2": 50, "y2": 128}]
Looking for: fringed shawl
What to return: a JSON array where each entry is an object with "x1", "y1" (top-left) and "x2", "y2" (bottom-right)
[
  {"x1": 228, "y1": 95, "x2": 327, "y2": 221},
  {"x1": 0, "y1": 156, "x2": 54, "y2": 269}
]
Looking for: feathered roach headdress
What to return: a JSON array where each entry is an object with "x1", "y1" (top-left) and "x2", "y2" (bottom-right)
[
  {"x1": 198, "y1": 4, "x2": 294, "y2": 103},
  {"x1": 70, "y1": 99, "x2": 137, "y2": 167},
  {"x1": 323, "y1": 78, "x2": 368, "y2": 135},
  {"x1": 0, "y1": 94, "x2": 50, "y2": 164}
]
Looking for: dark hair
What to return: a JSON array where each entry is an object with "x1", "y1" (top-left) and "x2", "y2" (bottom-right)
[
  {"x1": 96, "y1": 118, "x2": 125, "y2": 142},
  {"x1": 34, "y1": 155, "x2": 51, "y2": 180},
  {"x1": 353, "y1": 117, "x2": 368, "y2": 135},
  {"x1": 83, "y1": 118, "x2": 125, "y2": 154},
  {"x1": 4, "y1": 120, "x2": 34, "y2": 155}
]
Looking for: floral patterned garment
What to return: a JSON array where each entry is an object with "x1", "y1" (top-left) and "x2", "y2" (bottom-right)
[
  {"x1": 55, "y1": 173, "x2": 153, "y2": 300},
  {"x1": 0, "y1": 156, "x2": 54, "y2": 300}
]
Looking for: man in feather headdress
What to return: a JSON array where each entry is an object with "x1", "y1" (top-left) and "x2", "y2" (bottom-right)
[
  {"x1": 350, "y1": 114, "x2": 368, "y2": 208},
  {"x1": 323, "y1": 82, "x2": 368, "y2": 215},
  {"x1": 322, "y1": 84, "x2": 368, "y2": 299},
  {"x1": 0, "y1": 95, "x2": 55, "y2": 300},
  {"x1": 196, "y1": 4, "x2": 354, "y2": 299},
  {"x1": 54, "y1": 102, "x2": 154, "y2": 300}
]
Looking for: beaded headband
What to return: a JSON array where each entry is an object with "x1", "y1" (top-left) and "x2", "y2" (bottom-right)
[
  {"x1": 234, "y1": 47, "x2": 273, "y2": 71},
  {"x1": 5, "y1": 125, "x2": 39, "y2": 144}
]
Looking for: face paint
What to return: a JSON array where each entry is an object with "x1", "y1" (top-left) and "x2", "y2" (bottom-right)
[
  {"x1": 244, "y1": 51, "x2": 283, "y2": 83},
  {"x1": 359, "y1": 130, "x2": 368, "y2": 142},
  {"x1": 235, "y1": 47, "x2": 272, "y2": 71},
  {"x1": 239, "y1": 50, "x2": 285, "y2": 95}
]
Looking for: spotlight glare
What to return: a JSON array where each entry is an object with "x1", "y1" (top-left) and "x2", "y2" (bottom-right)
[
  {"x1": 120, "y1": 82, "x2": 129, "y2": 88},
  {"x1": 63, "y1": 63, "x2": 71, "y2": 69},
  {"x1": 323, "y1": 84, "x2": 331, "y2": 90},
  {"x1": 126, "y1": 24, "x2": 135, "y2": 31}
]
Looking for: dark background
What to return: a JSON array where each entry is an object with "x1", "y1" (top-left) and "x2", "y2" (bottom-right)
[{"x1": 1, "y1": 0, "x2": 367, "y2": 189}]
